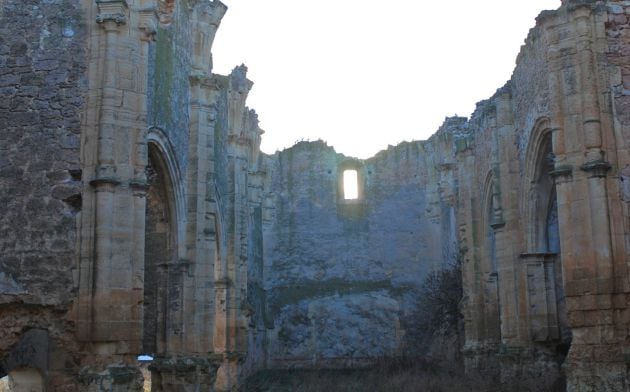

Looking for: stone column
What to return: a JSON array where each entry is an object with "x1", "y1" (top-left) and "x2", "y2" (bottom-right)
[
  {"x1": 546, "y1": 5, "x2": 626, "y2": 390},
  {"x1": 488, "y1": 155, "x2": 505, "y2": 348},
  {"x1": 185, "y1": 74, "x2": 224, "y2": 356},
  {"x1": 493, "y1": 91, "x2": 521, "y2": 349},
  {"x1": 456, "y1": 137, "x2": 489, "y2": 371},
  {"x1": 213, "y1": 67, "x2": 258, "y2": 391},
  {"x1": 80, "y1": 0, "x2": 147, "y2": 350},
  {"x1": 75, "y1": 1, "x2": 154, "y2": 388}
]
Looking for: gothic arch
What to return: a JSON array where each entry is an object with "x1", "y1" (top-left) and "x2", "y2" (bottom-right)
[
  {"x1": 212, "y1": 181, "x2": 227, "y2": 286},
  {"x1": 523, "y1": 118, "x2": 558, "y2": 253},
  {"x1": 147, "y1": 127, "x2": 186, "y2": 256},
  {"x1": 143, "y1": 128, "x2": 184, "y2": 355},
  {"x1": 212, "y1": 188, "x2": 229, "y2": 353},
  {"x1": 521, "y1": 118, "x2": 569, "y2": 347},
  {"x1": 480, "y1": 169, "x2": 501, "y2": 342},
  {"x1": 481, "y1": 170, "x2": 498, "y2": 274}
]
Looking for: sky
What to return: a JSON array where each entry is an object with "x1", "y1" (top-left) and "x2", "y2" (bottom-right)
[{"x1": 212, "y1": 0, "x2": 560, "y2": 159}]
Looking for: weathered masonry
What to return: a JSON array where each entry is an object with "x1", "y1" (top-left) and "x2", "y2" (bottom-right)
[
  {"x1": 0, "y1": 0, "x2": 264, "y2": 389},
  {"x1": 1, "y1": 0, "x2": 630, "y2": 391}
]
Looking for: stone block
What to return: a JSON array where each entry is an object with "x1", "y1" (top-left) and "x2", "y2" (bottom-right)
[{"x1": 613, "y1": 294, "x2": 629, "y2": 309}]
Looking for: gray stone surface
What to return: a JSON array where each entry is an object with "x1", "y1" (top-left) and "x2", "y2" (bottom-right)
[
  {"x1": 147, "y1": 19, "x2": 192, "y2": 176},
  {"x1": 1, "y1": 1, "x2": 630, "y2": 390},
  {"x1": 262, "y1": 136, "x2": 459, "y2": 365},
  {"x1": 0, "y1": 0, "x2": 86, "y2": 306},
  {"x1": 1, "y1": 329, "x2": 49, "y2": 377}
]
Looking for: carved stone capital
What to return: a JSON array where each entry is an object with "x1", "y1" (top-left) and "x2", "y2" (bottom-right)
[
  {"x1": 490, "y1": 219, "x2": 505, "y2": 230},
  {"x1": 96, "y1": 13, "x2": 126, "y2": 26},
  {"x1": 215, "y1": 278, "x2": 232, "y2": 289},
  {"x1": 129, "y1": 179, "x2": 149, "y2": 195},
  {"x1": 138, "y1": 7, "x2": 158, "y2": 41},
  {"x1": 189, "y1": 72, "x2": 222, "y2": 90},
  {"x1": 89, "y1": 177, "x2": 121, "y2": 192},
  {"x1": 96, "y1": 0, "x2": 128, "y2": 27},
  {"x1": 580, "y1": 160, "x2": 611, "y2": 178},
  {"x1": 519, "y1": 252, "x2": 559, "y2": 265},
  {"x1": 550, "y1": 164, "x2": 573, "y2": 184}
]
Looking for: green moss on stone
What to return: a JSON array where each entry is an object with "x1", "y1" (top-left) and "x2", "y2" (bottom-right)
[{"x1": 152, "y1": 28, "x2": 174, "y2": 126}]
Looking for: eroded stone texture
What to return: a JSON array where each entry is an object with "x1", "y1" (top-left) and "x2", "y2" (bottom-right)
[
  {"x1": 261, "y1": 131, "x2": 459, "y2": 366},
  {"x1": 0, "y1": 0, "x2": 85, "y2": 306},
  {"x1": 2, "y1": 0, "x2": 630, "y2": 391},
  {"x1": 0, "y1": 0, "x2": 86, "y2": 389},
  {"x1": 454, "y1": 2, "x2": 630, "y2": 390},
  {"x1": 1, "y1": 0, "x2": 264, "y2": 390},
  {"x1": 258, "y1": 1, "x2": 630, "y2": 389}
]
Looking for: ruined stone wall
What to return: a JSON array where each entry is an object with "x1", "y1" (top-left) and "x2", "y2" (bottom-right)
[
  {"x1": 0, "y1": 0, "x2": 85, "y2": 308},
  {"x1": 457, "y1": 2, "x2": 630, "y2": 390},
  {"x1": 2, "y1": 1, "x2": 630, "y2": 391},
  {"x1": 456, "y1": 15, "x2": 560, "y2": 375},
  {"x1": 0, "y1": 0, "x2": 267, "y2": 389},
  {"x1": 261, "y1": 134, "x2": 458, "y2": 366},
  {"x1": 147, "y1": 7, "x2": 192, "y2": 174},
  {"x1": 261, "y1": 3, "x2": 630, "y2": 390},
  {"x1": 0, "y1": 0, "x2": 87, "y2": 387},
  {"x1": 206, "y1": 66, "x2": 266, "y2": 382}
]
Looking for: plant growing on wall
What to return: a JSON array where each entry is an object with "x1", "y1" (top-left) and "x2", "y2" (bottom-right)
[{"x1": 402, "y1": 261, "x2": 464, "y2": 361}]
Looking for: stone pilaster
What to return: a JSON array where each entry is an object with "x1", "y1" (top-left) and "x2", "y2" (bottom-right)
[
  {"x1": 77, "y1": 0, "x2": 154, "y2": 370},
  {"x1": 184, "y1": 73, "x2": 224, "y2": 356},
  {"x1": 545, "y1": 3, "x2": 628, "y2": 390}
]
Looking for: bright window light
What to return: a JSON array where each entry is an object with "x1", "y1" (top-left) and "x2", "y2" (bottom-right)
[
  {"x1": 137, "y1": 355, "x2": 154, "y2": 361},
  {"x1": 343, "y1": 170, "x2": 358, "y2": 200}
]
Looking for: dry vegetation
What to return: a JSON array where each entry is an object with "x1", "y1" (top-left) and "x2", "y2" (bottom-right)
[
  {"x1": 240, "y1": 357, "x2": 563, "y2": 392},
  {"x1": 241, "y1": 262, "x2": 564, "y2": 391}
]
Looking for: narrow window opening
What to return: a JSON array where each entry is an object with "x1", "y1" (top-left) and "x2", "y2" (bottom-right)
[{"x1": 343, "y1": 169, "x2": 358, "y2": 200}]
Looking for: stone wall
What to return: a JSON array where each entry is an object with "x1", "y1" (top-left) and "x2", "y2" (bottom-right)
[
  {"x1": 147, "y1": 8, "x2": 193, "y2": 174},
  {"x1": 0, "y1": 0, "x2": 267, "y2": 390},
  {"x1": 261, "y1": 132, "x2": 459, "y2": 366},
  {"x1": 1, "y1": 0, "x2": 630, "y2": 391},
  {"x1": 260, "y1": 2, "x2": 630, "y2": 390},
  {"x1": 456, "y1": 1, "x2": 630, "y2": 390},
  {"x1": 0, "y1": 0, "x2": 86, "y2": 388},
  {"x1": 0, "y1": 0, "x2": 85, "y2": 308}
]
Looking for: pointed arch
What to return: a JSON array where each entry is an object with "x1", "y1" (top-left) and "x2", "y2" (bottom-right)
[
  {"x1": 142, "y1": 128, "x2": 185, "y2": 355},
  {"x1": 521, "y1": 117, "x2": 570, "y2": 347},
  {"x1": 147, "y1": 127, "x2": 186, "y2": 257},
  {"x1": 480, "y1": 169, "x2": 501, "y2": 343},
  {"x1": 523, "y1": 118, "x2": 557, "y2": 252},
  {"x1": 481, "y1": 170, "x2": 498, "y2": 274}
]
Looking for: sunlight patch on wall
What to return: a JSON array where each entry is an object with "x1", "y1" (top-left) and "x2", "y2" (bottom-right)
[{"x1": 343, "y1": 169, "x2": 358, "y2": 200}]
